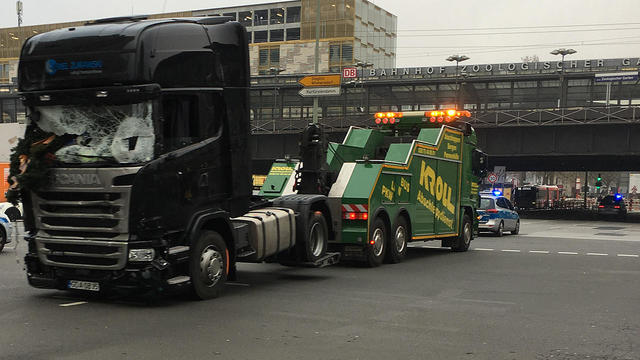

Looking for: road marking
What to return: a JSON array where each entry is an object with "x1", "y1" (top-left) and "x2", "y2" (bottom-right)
[
  {"x1": 529, "y1": 250, "x2": 549, "y2": 254},
  {"x1": 617, "y1": 254, "x2": 639, "y2": 258},
  {"x1": 558, "y1": 252, "x2": 579, "y2": 255},
  {"x1": 59, "y1": 301, "x2": 88, "y2": 307},
  {"x1": 473, "y1": 248, "x2": 494, "y2": 251},
  {"x1": 586, "y1": 253, "x2": 608, "y2": 256},
  {"x1": 501, "y1": 249, "x2": 521, "y2": 253}
]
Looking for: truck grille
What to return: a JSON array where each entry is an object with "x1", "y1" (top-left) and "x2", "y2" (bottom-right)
[{"x1": 33, "y1": 167, "x2": 139, "y2": 270}]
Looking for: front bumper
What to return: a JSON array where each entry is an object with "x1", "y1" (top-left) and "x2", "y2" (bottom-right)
[{"x1": 24, "y1": 251, "x2": 190, "y2": 295}]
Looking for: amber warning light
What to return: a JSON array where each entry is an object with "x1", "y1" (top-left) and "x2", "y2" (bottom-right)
[
  {"x1": 427, "y1": 109, "x2": 471, "y2": 123},
  {"x1": 374, "y1": 112, "x2": 403, "y2": 125}
]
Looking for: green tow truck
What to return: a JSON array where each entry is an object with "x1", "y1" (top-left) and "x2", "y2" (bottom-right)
[{"x1": 260, "y1": 109, "x2": 488, "y2": 266}]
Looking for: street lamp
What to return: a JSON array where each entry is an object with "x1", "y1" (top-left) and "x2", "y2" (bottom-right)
[
  {"x1": 550, "y1": 48, "x2": 576, "y2": 108},
  {"x1": 269, "y1": 67, "x2": 285, "y2": 130},
  {"x1": 354, "y1": 61, "x2": 373, "y2": 114},
  {"x1": 446, "y1": 55, "x2": 470, "y2": 109}
]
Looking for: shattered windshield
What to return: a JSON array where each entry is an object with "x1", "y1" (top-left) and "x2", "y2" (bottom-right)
[{"x1": 33, "y1": 102, "x2": 155, "y2": 164}]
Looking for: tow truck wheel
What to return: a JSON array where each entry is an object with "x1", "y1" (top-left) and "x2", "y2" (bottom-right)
[
  {"x1": 366, "y1": 217, "x2": 387, "y2": 267},
  {"x1": 385, "y1": 215, "x2": 408, "y2": 263},
  {"x1": 451, "y1": 214, "x2": 472, "y2": 252},
  {"x1": 190, "y1": 231, "x2": 228, "y2": 300},
  {"x1": 298, "y1": 211, "x2": 328, "y2": 263}
]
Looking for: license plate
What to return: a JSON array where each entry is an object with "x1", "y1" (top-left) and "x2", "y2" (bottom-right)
[{"x1": 68, "y1": 280, "x2": 100, "y2": 292}]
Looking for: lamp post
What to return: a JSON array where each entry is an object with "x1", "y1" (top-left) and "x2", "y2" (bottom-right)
[
  {"x1": 550, "y1": 48, "x2": 576, "y2": 108},
  {"x1": 269, "y1": 67, "x2": 285, "y2": 130},
  {"x1": 446, "y1": 55, "x2": 470, "y2": 109},
  {"x1": 354, "y1": 61, "x2": 373, "y2": 113}
]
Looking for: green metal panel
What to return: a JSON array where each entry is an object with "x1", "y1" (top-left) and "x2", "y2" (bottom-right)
[
  {"x1": 341, "y1": 163, "x2": 383, "y2": 203},
  {"x1": 327, "y1": 129, "x2": 385, "y2": 173},
  {"x1": 384, "y1": 143, "x2": 411, "y2": 163},
  {"x1": 258, "y1": 161, "x2": 296, "y2": 199}
]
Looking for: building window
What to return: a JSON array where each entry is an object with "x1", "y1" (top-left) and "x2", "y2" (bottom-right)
[
  {"x1": 258, "y1": 46, "x2": 280, "y2": 75},
  {"x1": 254, "y1": 10, "x2": 268, "y2": 26},
  {"x1": 239, "y1": 11, "x2": 252, "y2": 26},
  {"x1": 287, "y1": 6, "x2": 301, "y2": 23},
  {"x1": 271, "y1": 8, "x2": 285, "y2": 24},
  {"x1": 270, "y1": 29, "x2": 284, "y2": 42},
  {"x1": 286, "y1": 28, "x2": 300, "y2": 41},
  {"x1": 254, "y1": 30, "x2": 268, "y2": 43},
  {"x1": 223, "y1": 12, "x2": 237, "y2": 21},
  {"x1": 329, "y1": 41, "x2": 354, "y2": 72}
]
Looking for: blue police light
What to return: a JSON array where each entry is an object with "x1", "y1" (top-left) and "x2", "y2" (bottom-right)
[
  {"x1": 492, "y1": 190, "x2": 502, "y2": 196},
  {"x1": 615, "y1": 193, "x2": 623, "y2": 200}
]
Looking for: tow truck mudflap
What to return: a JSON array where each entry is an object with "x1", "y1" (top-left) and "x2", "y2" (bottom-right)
[{"x1": 278, "y1": 252, "x2": 341, "y2": 268}]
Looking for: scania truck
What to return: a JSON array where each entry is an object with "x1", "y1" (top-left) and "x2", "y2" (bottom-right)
[{"x1": 12, "y1": 16, "x2": 338, "y2": 299}]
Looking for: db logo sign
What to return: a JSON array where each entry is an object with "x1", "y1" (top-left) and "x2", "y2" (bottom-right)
[{"x1": 343, "y1": 67, "x2": 357, "y2": 78}]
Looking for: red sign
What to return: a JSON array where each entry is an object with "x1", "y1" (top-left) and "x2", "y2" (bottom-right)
[
  {"x1": 342, "y1": 67, "x2": 357, "y2": 79},
  {"x1": 487, "y1": 172, "x2": 498, "y2": 184}
]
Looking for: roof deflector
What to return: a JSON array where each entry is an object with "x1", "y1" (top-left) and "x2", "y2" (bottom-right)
[{"x1": 85, "y1": 15, "x2": 149, "y2": 25}]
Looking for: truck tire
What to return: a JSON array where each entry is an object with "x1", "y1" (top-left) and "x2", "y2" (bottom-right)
[
  {"x1": 385, "y1": 215, "x2": 408, "y2": 264},
  {"x1": 190, "y1": 231, "x2": 228, "y2": 300},
  {"x1": 451, "y1": 214, "x2": 472, "y2": 252},
  {"x1": 366, "y1": 217, "x2": 387, "y2": 267},
  {"x1": 298, "y1": 211, "x2": 328, "y2": 263}
]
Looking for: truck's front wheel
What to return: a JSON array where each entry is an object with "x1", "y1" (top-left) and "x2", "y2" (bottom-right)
[
  {"x1": 0, "y1": 228, "x2": 6, "y2": 253},
  {"x1": 190, "y1": 231, "x2": 228, "y2": 300}
]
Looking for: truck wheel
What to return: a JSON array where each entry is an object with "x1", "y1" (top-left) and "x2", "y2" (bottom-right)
[
  {"x1": 298, "y1": 211, "x2": 328, "y2": 263},
  {"x1": 451, "y1": 214, "x2": 472, "y2": 252},
  {"x1": 366, "y1": 217, "x2": 387, "y2": 267},
  {"x1": 190, "y1": 231, "x2": 228, "y2": 300},
  {"x1": 511, "y1": 220, "x2": 520, "y2": 235},
  {"x1": 385, "y1": 215, "x2": 408, "y2": 264}
]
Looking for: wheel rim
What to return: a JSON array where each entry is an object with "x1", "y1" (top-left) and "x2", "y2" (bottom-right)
[
  {"x1": 309, "y1": 221, "x2": 326, "y2": 257},
  {"x1": 372, "y1": 227, "x2": 384, "y2": 257},
  {"x1": 394, "y1": 226, "x2": 407, "y2": 253},
  {"x1": 463, "y1": 222, "x2": 471, "y2": 245},
  {"x1": 199, "y1": 245, "x2": 224, "y2": 287}
]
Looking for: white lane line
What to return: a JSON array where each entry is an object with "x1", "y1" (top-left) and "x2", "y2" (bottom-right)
[
  {"x1": 617, "y1": 254, "x2": 639, "y2": 258},
  {"x1": 586, "y1": 253, "x2": 608, "y2": 256},
  {"x1": 501, "y1": 249, "x2": 521, "y2": 253},
  {"x1": 558, "y1": 252, "x2": 579, "y2": 255},
  {"x1": 473, "y1": 248, "x2": 494, "y2": 251},
  {"x1": 529, "y1": 250, "x2": 549, "y2": 254},
  {"x1": 59, "y1": 301, "x2": 88, "y2": 307}
]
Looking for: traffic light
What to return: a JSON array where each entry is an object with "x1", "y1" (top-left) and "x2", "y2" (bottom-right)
[{"x1": 595, "y1": 174, "x2": 602, "y2": 190}]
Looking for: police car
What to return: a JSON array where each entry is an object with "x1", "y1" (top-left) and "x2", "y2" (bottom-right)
[
  {"x1": 0, "y1": 213, "x2": 12, "y2": 253},
  {"x1": 478, "y1": 190, "x2": 520, "y2": 236}
]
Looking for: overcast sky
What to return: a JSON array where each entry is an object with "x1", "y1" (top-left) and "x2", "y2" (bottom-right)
[{"x1": 1, "y1": 0, "x2": 639, "y2": 67}]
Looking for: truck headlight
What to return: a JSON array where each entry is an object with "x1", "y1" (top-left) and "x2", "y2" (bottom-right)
[{"x1": 128, "y1": 248, "x2": 155, "y2": 262}]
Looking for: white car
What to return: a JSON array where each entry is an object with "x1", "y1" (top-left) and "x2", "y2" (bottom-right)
[
  {"x1": 0, "y1": 202, "x2": 22, "y2": 221},
  {"x1": 0, "y1": 213, "x2": 12, "y2": 253}
]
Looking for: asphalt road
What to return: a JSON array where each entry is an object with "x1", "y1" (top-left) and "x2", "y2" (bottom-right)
[{"x1": 1, "y1": 219, "x2": 639, "y2": 360}]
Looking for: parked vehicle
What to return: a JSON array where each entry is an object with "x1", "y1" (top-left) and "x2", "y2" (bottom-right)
[
  {"x1": 0, "y1": 213, "x2": 12, "y2": 253},
  {"x1": 514, "y1": 185, "x2": 560, "y2": 209},
  {"x1": 0, "y1": 202, "x2": 23, "y2": 221},
  {"x1": 478, "y1": 191, "x2": 520, "y2": 236},
  {"x1": 597, "y1": 194, "x2": 627, "y2": 218}
]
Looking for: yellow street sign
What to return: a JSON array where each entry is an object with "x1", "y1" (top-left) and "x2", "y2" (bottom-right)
[{"x1": 298, "y1": 74, "x2": 341, "y2": 87}]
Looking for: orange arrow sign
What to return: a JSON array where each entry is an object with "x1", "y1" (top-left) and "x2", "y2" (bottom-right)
[{"x1": 298, "y1": 74, "x2": 341, "y2": 87}]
